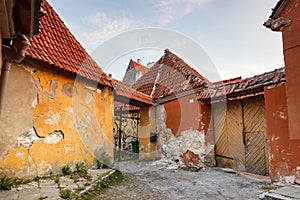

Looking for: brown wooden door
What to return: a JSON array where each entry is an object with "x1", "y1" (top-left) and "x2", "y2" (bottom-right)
[
  {"x1": 213, "y1": 102, "x2": 232, "y2": 168},
  {"x1": 213, "y1": 95, "x2": 269, "y2": 175},
  {"x1": 213, "y1": 101, "x2": 245, "y2": 171},
  {"x1": 243, "y1": 96, "x2": 269, "y2": 175}
]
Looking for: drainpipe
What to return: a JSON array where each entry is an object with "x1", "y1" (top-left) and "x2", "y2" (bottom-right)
[
  {"x1": 0, "y1": 61, "x2": 11, "y2": 115},
  {"x1": 0, "y1": 34, "x2": 30, "y2": 116}
]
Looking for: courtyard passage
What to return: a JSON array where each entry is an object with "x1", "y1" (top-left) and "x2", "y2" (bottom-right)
[{"x1": 96, "y1": 160, "x2": 270, "y2": 200}]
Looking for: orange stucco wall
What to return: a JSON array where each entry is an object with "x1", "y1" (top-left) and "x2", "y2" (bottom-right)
[
  {"x1": 200, "y1": 102, "x2": 213, "y2": 145},
  {"x1": 264, "y1": 83, "x2": 300, "y2": 183},
  {"x1": 280, "y1": 0, "x2": 300, "y2": 139},
  {"x1": 0, "y1": 63, "x2": 113, "y2": 178},
  {"x1": 164, "y1": 93, "x2": 212, "y2": 141},
  {"x1": 164, "y1": 94, "x2": 201, "y2": 136}
]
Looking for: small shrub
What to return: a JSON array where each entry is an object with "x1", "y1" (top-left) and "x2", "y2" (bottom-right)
[
  {"x1": 54, "y1": 176, "x2": 60, "y2": 184},
  {"x1": 96, "y1": 160, "x2": 109, "y2": 169},
  {"x1": 262, "y1": 184, "x2": 279, "y2": 191},
  {"x1": 0, "y1": 176, "x2": 13, "y2": 190},
  {"x1": 38, "y1": 196, "x2": 48, "y2": 200},
  {"x1": 97, "y1": 180, "x2": 110, "y2": 188},
  {"x1": 75, "y1": 162, "x2": 88, "y2": 178},
  {"x1": 62, "y1": 165, "x2": 72, "y2": 175},
  {"x1": 33, "y1": 176, "x2": 41, "y2": 182},
  {"x1": 96, "y1": 160, "x2": 108, "y2": 169},
  {"x1": 109, "y1": 170, "x2": 124, "y2": 185},
  {"x1": 180, "y1": 167, "x2": 202, "y2": 172},
  {"x1": 60, "y1": 189, "x2": 72, "y2": 199}
]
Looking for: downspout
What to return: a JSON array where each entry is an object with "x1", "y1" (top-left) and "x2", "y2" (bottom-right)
[
  {"x1": 0, "y1": 61, "x2": 11, "y2": 115},
  {"x1": 0, "y1": 34, "x2": 30, "y2": 116}
]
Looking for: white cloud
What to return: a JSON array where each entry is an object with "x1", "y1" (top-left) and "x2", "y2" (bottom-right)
[
  {"x1": 155, "y1": 0, "x2": 212, "y2": 25},
  {"x1": 80, "y1": 13, "x2": 140, "y2": 51}
]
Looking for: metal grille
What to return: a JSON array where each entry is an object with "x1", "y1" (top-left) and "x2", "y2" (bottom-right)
[{"x1": 113, "y1": 110, "x2": 140, "y2": 161}]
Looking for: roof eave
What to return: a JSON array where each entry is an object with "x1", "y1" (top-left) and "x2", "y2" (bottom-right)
[
  {"x1": 264, "y1": 0, "x2": 290, "y2": 31},
  {"x1": 270, "y1": 0, "x2": 289, "y2": 19}
]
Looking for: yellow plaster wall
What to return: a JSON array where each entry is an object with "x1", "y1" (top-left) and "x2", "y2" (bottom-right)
[
  {"x1": 0, "y1": 63, "x2": 113, "y2": 178},
  {"x1": 138, "y1": 106, "x2": 157, "y2": 159}
]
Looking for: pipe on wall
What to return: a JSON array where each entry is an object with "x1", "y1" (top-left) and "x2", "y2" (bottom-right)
[
  {"x1": 0, "y1": 35, "x2": 30, "y2": 116},
  {"x1": 0, "y1": 61, "x2": 11, "y2": 116}
]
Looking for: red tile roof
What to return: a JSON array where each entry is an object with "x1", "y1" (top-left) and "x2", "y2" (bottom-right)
[
  {"x1": 112, "y1": 79, "x2": 154, "y2": 106},
  {"x1": 132, "y1": 49, "x2": 211, "y2": 99},
  {"x1": 25, "y1": 1, "x2": 111, "y2": 87},
  {"x1": 197, "y1": 68, "x2": 285, "y2": 100},
  {"x1": 130, "y1": 59, "x2": 149, "y2": 76},
  {"x1": 114, "y1": 101, "x2": 140, "y2": 112}
]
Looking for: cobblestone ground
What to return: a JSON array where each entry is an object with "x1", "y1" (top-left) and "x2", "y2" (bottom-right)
[{"x1": 95, "y1": 160, "x2": 270, "y2": 200}]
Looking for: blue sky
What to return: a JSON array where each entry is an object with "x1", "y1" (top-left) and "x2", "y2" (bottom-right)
[{"x1": 48, "y1": 0, "x2": 283, "y2": 81}]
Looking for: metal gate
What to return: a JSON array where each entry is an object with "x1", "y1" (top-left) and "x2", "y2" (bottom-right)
[
  {"x1": 213, "y1": 95, "x2": 269, "y2": 175},
  {"x1": 113, "y1": 109, "x2": 140, "y2": 161}
]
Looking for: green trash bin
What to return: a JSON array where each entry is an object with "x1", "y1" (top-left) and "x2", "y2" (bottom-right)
[{"x1": 131, "y1": 139, "x2": 139, "y2": 153}]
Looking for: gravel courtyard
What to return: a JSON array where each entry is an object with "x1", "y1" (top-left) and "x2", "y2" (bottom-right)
[{"x1": 95, "y1": 160, "x2": 270, "y2": 200}]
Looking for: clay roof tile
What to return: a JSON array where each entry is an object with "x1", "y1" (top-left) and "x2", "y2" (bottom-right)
[
  {"x1": 132, "y1": 49, "x2": 211, "y2": 99},
  {"x1": 26, "y1": 1, "x2": 111, "y2": 87}
]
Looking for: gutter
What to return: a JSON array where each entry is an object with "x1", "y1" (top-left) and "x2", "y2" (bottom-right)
[{"x1": 0, "y1": 35, "x2": 30, "y2": 116}]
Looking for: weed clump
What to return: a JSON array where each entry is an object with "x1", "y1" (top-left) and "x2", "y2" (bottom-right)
[
  {"x1": 0, "y1": 176, "x2": 13, "y2": 190},
  {"x1": 62, "y1": 165, "x2": 72, "y2": 175}
]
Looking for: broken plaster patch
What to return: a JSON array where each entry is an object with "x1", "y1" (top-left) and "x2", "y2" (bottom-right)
[
  {"x1": 85, "y1": 92, "x2": 94, "y2": 104},
  {"x1": 44, "y1": 80, "x2": 58, "y2": 99},
  {"x1": 159, "y1": 129, "x2": 215, "y2": 168},
  {"x1": 15, "y1": 151, "x2": 25, "y2": 160},
  {"x1": 17, "y1": 128, "x2": 65, "y2": 147},
  {"x1": 44, "y1": 111, "x2": 61, "y2": 125},
  {"x1": 17, "y1": 128, "x2": 40, "y2": 148},
  {"x1": 273, "y1": 109, "x2": 287, "y2": 120},
  {"x1": 65, "y1": 107, "x2": 74, "y2": 114},
  {"x1": 284, "y1": 175, "x2": 296, "y2": 184},
  {"x1": 62, "y1": 83, "x2": 77, "y2": 97},
  {"x1": 44, "y1": 130, "x2": 64, "y2": 145},
  {"x1": 31, "y1": 97, "x2": 38, "y2": 108},
  {"x1": 75, "y1": 118, "x2": 88, "y2": 132}
]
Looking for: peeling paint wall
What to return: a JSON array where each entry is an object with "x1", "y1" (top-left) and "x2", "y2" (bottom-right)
[
  {"x1": 164, "y1": 94, "x2": 201, "y2": 136},
  {"x1": 155, "y1": 100, "x2": 215, "y2": 168},
  {"x1": 264, "y1": 83, "x2": 300, "y2": 184},
  {"x1": 0, "y1": 65, "x2": 37, "y2": 159},
  {"x1": 0, "y1": 63, "x2": 113, "y2": 178},
  {"x1": 138, "y1": 106, "x2": 157, "y2": 159},
  {"x1": 280, "y1": 0, "x2": 300, "y2": 139}
]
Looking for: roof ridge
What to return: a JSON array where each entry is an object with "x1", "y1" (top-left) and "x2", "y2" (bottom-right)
[
  {"x1": 132, "y1": 49, "x2": 210, "y2": 99},
  {"x1": 163, "y1": 49, "x2": 211, "y2": 85},
  {"x1": 150, "y1": 64, "x2": 163, "y2": 97}
]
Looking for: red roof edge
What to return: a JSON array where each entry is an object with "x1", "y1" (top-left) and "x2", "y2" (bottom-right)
[
  {"x1": 112, "y1": 79, "x2": 154, "y2": 106},
  {"x1": 198, "y1": 67, "x2": 285, "y2": 100}
]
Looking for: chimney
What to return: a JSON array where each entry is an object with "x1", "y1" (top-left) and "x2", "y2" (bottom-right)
[{"x1": 137, "y1": 59, "x2": 142, "y2": 64}]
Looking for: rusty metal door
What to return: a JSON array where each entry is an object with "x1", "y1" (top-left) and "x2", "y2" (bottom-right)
[{"x1": 243, "y1": 96, "x2": 269, "y2": 175}]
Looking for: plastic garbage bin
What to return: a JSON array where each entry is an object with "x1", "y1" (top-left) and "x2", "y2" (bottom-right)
[{"x1": 131, "y1": 139, "x2": 139, "y2": 153}]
